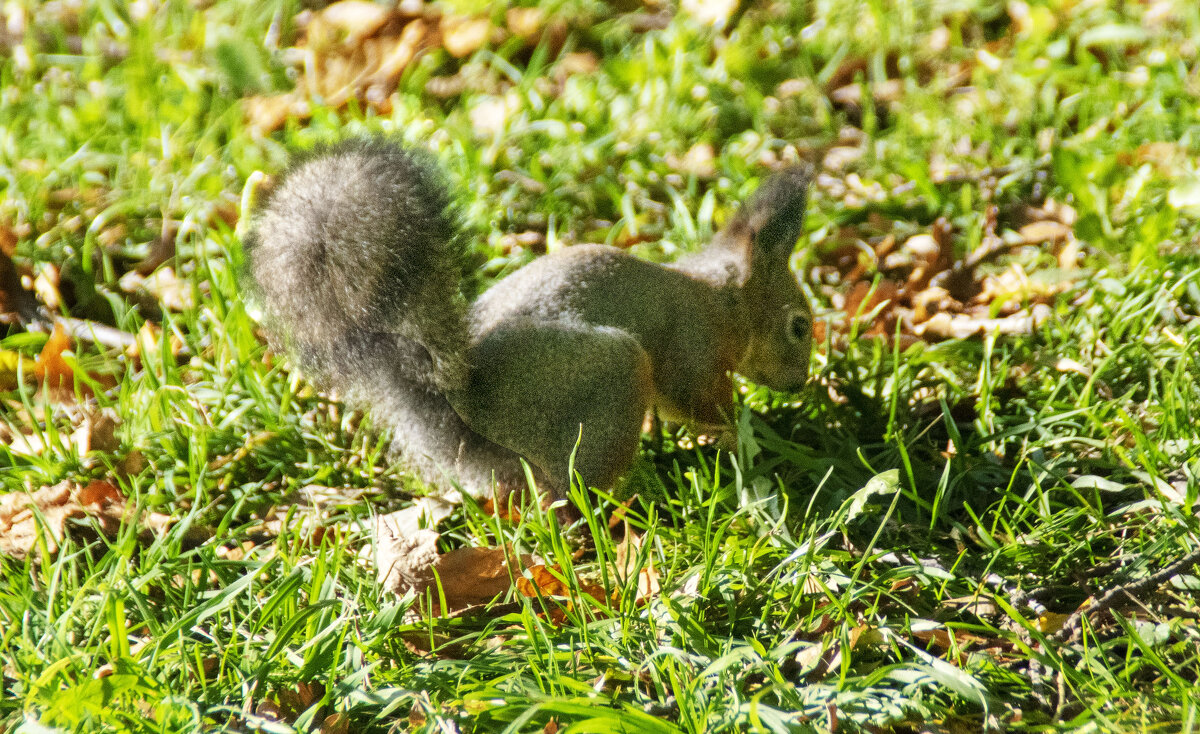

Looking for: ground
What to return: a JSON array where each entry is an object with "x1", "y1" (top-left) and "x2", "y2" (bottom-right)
[{"x1": 1, "y1": 1, "x2": 1199, "y2": 732}]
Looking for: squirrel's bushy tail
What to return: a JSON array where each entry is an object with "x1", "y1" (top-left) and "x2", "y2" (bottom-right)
[
  {"x1": 243, "y1": 140, "x2": 528, "y2": 497},
  {"x1": 243, "y1": 139, "x2": 470, "y2": 401}
]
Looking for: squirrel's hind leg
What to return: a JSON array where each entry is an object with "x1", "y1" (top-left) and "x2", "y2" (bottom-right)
[
  {"x1": 375, "y1": 381, "x2": 538, "y2": 504},
  {"x1": 457, "y1": 322, "x2": 653, "y2": 498}
]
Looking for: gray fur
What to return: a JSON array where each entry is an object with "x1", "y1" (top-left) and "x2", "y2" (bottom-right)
[{"x1": 243, "y1": 139, "x2": 813, "y2": 502}]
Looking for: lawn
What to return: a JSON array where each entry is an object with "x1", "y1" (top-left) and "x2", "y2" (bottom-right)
[{"x1": 2, "y1": 0, "x2": 1199, "y2": 731}]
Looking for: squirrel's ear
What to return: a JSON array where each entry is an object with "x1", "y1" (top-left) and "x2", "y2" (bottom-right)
[{"x1": 742, "y1": 165, "x2": 812, "y2": 267}]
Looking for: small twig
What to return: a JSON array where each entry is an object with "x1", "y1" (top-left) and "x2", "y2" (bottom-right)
[
  {"x1": 888, "y1": 154, "x2": 1053, "y2": 199},
  {"x1": 1021, "y1": 546, "x2": 1200, "y2": 717},
  {"x1": 1052, "y1": 546, "x2": 1200, "y2": 644},
  {"x1": 24, "y1": 315, "x2": 138, "y2": 351}
]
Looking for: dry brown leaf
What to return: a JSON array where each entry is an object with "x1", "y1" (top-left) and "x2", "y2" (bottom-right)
[
  {"x1": 680, "y1": 0, "x2": 739, "y2": 26},
  {"x1": 376, "y1": 512, "x2": 538, "y2": 614},
  {"x1": 514, "y1": 564, "x2": 578, "y2": 600},
  {"x1": 433, "y1": 544, "x2": 537, "y2": 612},
  {"x1": 913, "y1": 304, "x2": 1051, "y2": 339},
  {"x1": 440, "y1": 15, "x2": 491, "y2": 58},
  {"x1": 506, "y1": 7, "x2": 544, "y2": 39},
  {"x1": 320, "y1": 713, "x2": 350, "y2": 734},
  {"x1": 666, "y1": 143, "x2": 716, "y2": 178},
  {"x1": 612, "y1": 529, "x2": 660, "y2": 602},
  {"x1": 35, "y1": 323, "x2": 88, "y2": 402},
  {"x1": 118, "y1": 266, "x2": 194, "y2": 312},
  {"x1": 311, "y1": 0, "x2": 392, "y2": 45},
  {"x1": 843, "y1": 278, "x2": 902, "y2": 335},
  {"x1": 69, "y1": 406, "x2": 121, "y2": 457},
  {"x1": 243, "y1": 6, "x2": 431, "y2": 134},
  {"x1": 516, "y1": 563, "x2": 609, "y2": 623},
  {"x1": 480, "y1": 496, "x2": 523, "y2": 523},
  {"x1": 0, "y1": 479, "x2": 126, "y2": 559}
]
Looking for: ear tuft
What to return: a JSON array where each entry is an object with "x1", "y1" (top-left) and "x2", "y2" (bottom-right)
[{"x1": 742, "y1": 165, "x2": 812, "y2": 262}]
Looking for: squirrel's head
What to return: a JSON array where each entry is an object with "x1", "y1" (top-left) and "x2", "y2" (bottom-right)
[{"x1": 710, "y1": 166, "x2": 814, "y2": 393}]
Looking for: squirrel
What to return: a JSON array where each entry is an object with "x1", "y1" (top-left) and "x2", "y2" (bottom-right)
[{"x1": 243, "y1": 138, "x2": 813, "y2": 505}]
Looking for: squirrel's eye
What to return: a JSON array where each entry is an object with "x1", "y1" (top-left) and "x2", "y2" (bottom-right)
[{"x1": 788, "y1": 312, "x2": 810, "y2": 342}]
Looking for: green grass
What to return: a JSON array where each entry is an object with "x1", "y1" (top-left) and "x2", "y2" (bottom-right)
[{"x1": 2, "y1": 0, "x2": 1200, "y2": 731}]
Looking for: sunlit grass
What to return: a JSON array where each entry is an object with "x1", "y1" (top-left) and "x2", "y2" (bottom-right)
[{"x1": 2, "y1": 0, "x2": 1199, "y2": 731}]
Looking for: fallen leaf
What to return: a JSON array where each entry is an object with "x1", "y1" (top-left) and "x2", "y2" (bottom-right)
[
  {"x1": 666, "y1": 143, "x2": 716, "y2": 178},
  {"x1": 480, "y1": 496, "x2": 522, "y2": 523},
  {"x1": 376, "y1": 515, "x2": 538, "y2": 614},
  {"x1": 843, "y1": 278, "x2": 902, "y2": 335},
  {"x1": 312, "y1": 0, "x2": 391, "y2": 45},
  {"x1": 680, "y1": 0, "x2": 739, "y2": 27},
  {"x1": 320, "y1": 713, "x2": 350, "y2": 734},
  {"x1": 516, "y1": 563, "x2": 609, "y2": 622},
  {"x1": 0, "y1": 479, "x2": 127, "y2": 559},
  {"x1": 912, "y1": 304, "x2": 1051, "y2": 339},
  {"x1": 612, "y1": 528, "x2": 660, "y2": 602},
  {"x1": 440, "y1": 15, "x2": 491, "y2": 58},
  {"x1": 1018, "y1": 220, "x2": 1072, "y2": 244},
  {"x1": 70, "y1": 407, "x2": 121, "y2": 457},
  {"x1": 35, "y1": 323, "x2": 89, "y2": 403},
  {"x1": 118, "y1": 266, "x2": 194, "y2": 312}
]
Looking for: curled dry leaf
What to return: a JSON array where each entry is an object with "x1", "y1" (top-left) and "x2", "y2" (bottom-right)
[
  {"x1": 516, "y1": 564, "x2": 608, "y2": 605},
  {"x1": 666, "y1": 143, "x2": 716, "y2": 178},
  {"x1": 506, "y1": 7, "x2": 543, "y2": 39},
  {"x1": 820, "y1": 205, "x2": 1075, "y2": 346},
  {"x1": 612, "y1": 528, "x2": 660, "y2": 603},
  {"x1": 440, "y1": 15, "x2": 492, "y2": 58},
  {"x1": 829, "y1": 78, "x2": 904, "y2": 107},
  {"x1": 69, "y1": 406, "x2": 121, "y2": 457},
  {"x1": 912, "y1": 303, "x2": 1052, "y2": 340},
  {"x1": 375, "y1": 509, "x2": 538, "y2": 615},
  {"x1": 244, "y1": 2, "x2": 435, "y2": 134},
  {"x1": 118, "y1": 266, "x2": 195, "y2": 312},
  {"x1": 680, "y1": 0, "x2": 740, "y2": 27},
  {"x1": 0, "y1": 479, "x2": 126, "y2": 559},
  {"x1": 35, "y1": 322, "x2": 90, "y2": 403}
]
